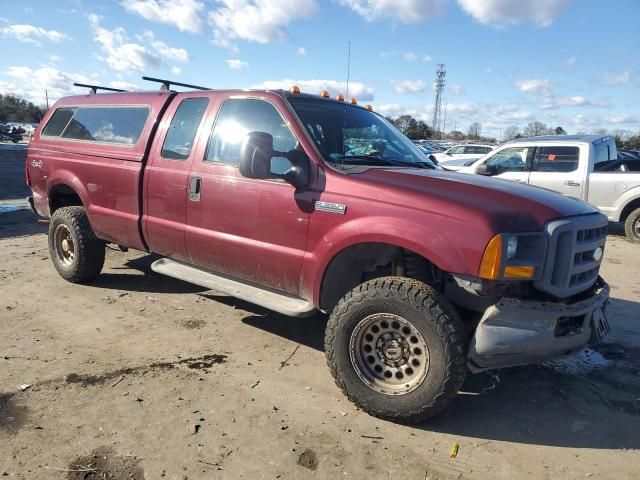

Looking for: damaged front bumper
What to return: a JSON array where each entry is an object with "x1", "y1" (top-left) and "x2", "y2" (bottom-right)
[{"x1": 467, "y1": 280, "x2": 610, "y2": 373}]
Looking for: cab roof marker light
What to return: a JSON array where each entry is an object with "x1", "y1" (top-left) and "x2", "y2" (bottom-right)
[
  {"x1": 349, "y1": 98, "x2": 357, "y2": 105},
  {"x1": 365, "y1": 104, "x2": 373, "y2": 111},
  {"x1": 336, "y1": 94, "x2": 345, "y2": 101},
  {"x1": 289, "y1": 85, "x2": 301, "y2": 94},
  {"x1": 320, "y1": 90, "x2": 330, "y2": 98}
]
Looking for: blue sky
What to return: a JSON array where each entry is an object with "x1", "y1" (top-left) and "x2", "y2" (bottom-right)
[{"x1": 0, "y1": 0, "x2": 638, "y2": 138}]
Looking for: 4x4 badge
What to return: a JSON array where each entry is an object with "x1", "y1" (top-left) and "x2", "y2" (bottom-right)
[{"x1": 315, "y1": 201, "x2": 346, "y2": 215}]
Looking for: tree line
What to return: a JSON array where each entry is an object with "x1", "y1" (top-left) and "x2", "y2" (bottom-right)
[
  {"x1": 386, "y1": 113, "x2": 640, "y2": 150},
  {"x1": 0, "y1": 94, "x2": 47, "y2": 123}
]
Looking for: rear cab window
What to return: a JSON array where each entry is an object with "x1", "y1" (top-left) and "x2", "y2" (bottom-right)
[
  {"x1": 532, "y1": 146, "x2": 580, "y2": 173},
  {"x1": 41, "y1": 105, "x2": 150, "y2": 145},
  {"x1": 592, "y1": 137, "x2": 618, "y2": 172},
  {"x1": 161, "y1": 97, "x2": 209, "y2": 160}
]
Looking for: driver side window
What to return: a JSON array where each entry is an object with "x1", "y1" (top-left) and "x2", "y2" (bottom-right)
[
  {"x1": 484, "y1": 147, "x2": 529, "y2": 174},
  {"x1": 205, "y1": 98, "x2": 298, "y2": 174}
]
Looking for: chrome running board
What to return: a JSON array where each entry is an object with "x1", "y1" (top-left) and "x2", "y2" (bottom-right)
[{"x1": 151, "y1": 258, "x2": 316, "y2": 318}]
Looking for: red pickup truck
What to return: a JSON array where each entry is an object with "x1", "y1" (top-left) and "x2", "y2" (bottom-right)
[{"x1": 26, "y1": 83, "x2": 610, "y2": 423}]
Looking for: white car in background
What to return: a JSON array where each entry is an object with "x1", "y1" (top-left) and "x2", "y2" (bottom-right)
[{"x1": 430, "y1": 144, "x2": 494, "y2": 165}]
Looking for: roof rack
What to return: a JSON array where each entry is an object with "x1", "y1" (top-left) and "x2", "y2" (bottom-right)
[
  {"x1": 142, "y1": 76, "x2": 210, "y2": 91},
  {"x1": 73, "y1": 83, "x2": 126, "y2": 94}
]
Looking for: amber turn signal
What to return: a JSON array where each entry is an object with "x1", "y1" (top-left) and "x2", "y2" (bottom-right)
[
  {"x1": 504, "y1": 265, "x2": 536, "y2": 279},
  {"x1": 478, "y1": 235, "x2": 502, "y2": 280}
]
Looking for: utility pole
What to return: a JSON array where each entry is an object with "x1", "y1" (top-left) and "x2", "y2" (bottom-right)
[
  {"x1": 431, "y1": 64, "x2": 446, "y2": 138},
  {"x1": 346, "y1": 41, "x2": 351, "y2": 98},
  {"x1": 442, "y1": 101, "x2": 448, "y2": 139}
]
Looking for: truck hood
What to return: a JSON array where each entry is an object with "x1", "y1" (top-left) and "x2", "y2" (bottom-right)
[{"x1": 356, "y1": 167, "x2": 598, "y2": 232}]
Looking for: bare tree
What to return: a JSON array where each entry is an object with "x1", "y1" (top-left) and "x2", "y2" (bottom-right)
[
  {"x1": 523, "y1": 121, "x2": 550, "y2": 137},
  {"x1": 503, "y1": 126, "x2": 520, "y2": 141},
  {"x1": 467, "y1": 122, "x2": 482, "y2": 139}
]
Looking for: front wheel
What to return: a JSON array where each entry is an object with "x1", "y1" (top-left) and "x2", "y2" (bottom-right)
[
  {"x1": 624, "y1": 207, "x2": 640, "y2": 243},
  {"x1": 48, "y1": 206, "x2": 105, "y2": 283},
  {"x1": 325, "y1": 277, "x2": 467, "y2": 424}
]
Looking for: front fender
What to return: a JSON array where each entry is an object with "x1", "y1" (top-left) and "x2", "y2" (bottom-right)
[{"x1": 301, "y1": 215, "x2": 493, "y2": 307}]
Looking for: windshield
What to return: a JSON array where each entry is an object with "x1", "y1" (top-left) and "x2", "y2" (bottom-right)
[{"x1": 288, "y1": 97, "x2": 436, "y2": 169}]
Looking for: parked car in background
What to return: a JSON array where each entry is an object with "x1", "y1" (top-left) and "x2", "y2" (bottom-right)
[
  {"x1": 458, "y1": 135, "x2": 640, "y2": 242},
  {"x1": 431, "y1": 144, "x2": 494, "y2": 165}
]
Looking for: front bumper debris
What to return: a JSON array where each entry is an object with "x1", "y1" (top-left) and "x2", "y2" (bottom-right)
[{"x1": 467, "y1": 280, "x2": 610, "y2": 373}]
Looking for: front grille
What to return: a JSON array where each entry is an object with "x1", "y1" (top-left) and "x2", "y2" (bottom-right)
[{"x1": 534, "y1": 214, "x2": 607, "y2": 298}]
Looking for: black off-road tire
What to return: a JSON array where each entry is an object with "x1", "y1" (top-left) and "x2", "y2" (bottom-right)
[
  {"x1": 624, "y1": 207, "x2": 640, "y2": 243},
  {"x1": 48, "y1": 206, "x2": 105, "y2": 283},
  {"x1": 325, "y1": 277, "x2": 467, "y2": 424}
]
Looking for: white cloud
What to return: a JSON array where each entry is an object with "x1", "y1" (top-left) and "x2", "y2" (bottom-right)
[
  {"x1": 171, "y1": 66, "x2": 182, "y2": 75},
  {"x1": 121, "y1": 0, "x2": 203, "y2": 33},
  {"x1": 449, "y1": 83, "x2": 465, "y2": 95},
  {"x1": 49, "y1": 55, "x2": 62, "y2": 62},
  {"x1": 138, "y1": 31, "x2": 190, "y2": 62},
  {"x1": 456, "y1": 0, "x2": 571, "y2": 28},
  {"x1": 251, "y1": 79, "x2": 375, "y2": 101},
  {"x1": 541, "y1": 96, "x2": 608, "y2": 110},
  {"x1": 340, "y1": 0, "x2": 445, "y2": 23},
  {"x1": 110, "y1": 80, "x2": 140, "y2": 91},
  {"x1": 226, "y1": 59, "x2": 249, "y2": 70},
  {"x1": 604, "y1": 113, "x2": 638, "y2": 124},
  {"x1": 566, "y1": 56, "x2": 576, "y2": 67},
  {"x1": 209, "y1": 0, "x2": 317, "y2": 50},
  {"x1": 0, "y1": 24, "x2": 70, "y2": 46},
  {"x1": 516, "y1": 78, "x2": 553, "y2": 96},
  {"x1": 392, "y1": 80, "x2": 427, "y2": 94},
  {"x1": 89, "y1": 14, "x2": 189, "y2": 72},
  {"x1": 0, "y1": 65, "x2": 96, "y2": 104},
  {"x1": 603, "y1": 71, "x2": 630, "y2": 85},
  {"x1": 403, "y1": 51, "x2": 431, "y2": 62},
  {"x1": 297, "y1": 47, "x2": 307, "y2": 56}
]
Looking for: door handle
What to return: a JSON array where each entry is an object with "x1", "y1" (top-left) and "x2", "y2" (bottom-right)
[
  {"x1": 565, "y1": 180, "x2": 581, "y2": 187},
  {"x1": 189, "y1": 177, "x2": 201, "y2": 201}
]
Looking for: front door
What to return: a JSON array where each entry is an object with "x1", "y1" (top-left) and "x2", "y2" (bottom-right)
[
  {"x1": 143, "y1": 95, "x2": 210, "y2": 262},
  {"x1": 479, "y1": 146, "x2": 532, "y2": 183},
  {"x1": 186, "y1": 97, "x2": 313, "y2": 295}
]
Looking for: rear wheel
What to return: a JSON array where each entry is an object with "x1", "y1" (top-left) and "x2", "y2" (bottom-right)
[
  {"x1": 48, "y1": 206, "x2": 105, "y2": 283},
  {"x1": 624, "y1": 207, "x2": 640, "y2": 243},
  {"x1": 325, "y1": 277, "x2": 467, "y2": 424}
]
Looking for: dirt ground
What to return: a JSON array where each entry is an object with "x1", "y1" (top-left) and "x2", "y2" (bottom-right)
[{"x1": 1, "y1": 145, "x2": 639, "y2": 479}]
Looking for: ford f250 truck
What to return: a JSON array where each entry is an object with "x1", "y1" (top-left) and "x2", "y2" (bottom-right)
[
  {"x1": 26, "y1": 81, "x2": 611, "y2": 423},
  {"x1": 457, "y1": 135, "x2": 640, "y2": 242}
]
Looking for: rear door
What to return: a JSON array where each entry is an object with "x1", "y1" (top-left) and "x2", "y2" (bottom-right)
[
  {"x1": 143, "y1": 95, "x2": 210, "y2": 261},
  {"x1": 185, "y1": 96, "x2": 313, "y2": 295},
  {"x1": 527, "y1": 144, "x2": 585, "y2": 198}
]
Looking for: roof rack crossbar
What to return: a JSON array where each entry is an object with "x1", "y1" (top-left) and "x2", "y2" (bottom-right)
[
  {"x1": 142, "y1": 76, "x2": 210, "y2": 91},
  {"x1": 74, "y1": 83, "x2": 126, "y2": 94}
]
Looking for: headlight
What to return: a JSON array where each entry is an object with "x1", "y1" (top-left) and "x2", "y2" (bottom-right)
[
  {"x1": 506, "y1": 236, "x2": 518, "y2": 259},
  {"x1": 478, "y1": 234, "x2": 542, "y2": 281}
]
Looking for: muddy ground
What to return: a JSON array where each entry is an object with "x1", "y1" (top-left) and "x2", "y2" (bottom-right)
[{"x1": 1, "y1": 145, "x2": 639, "y2": 479}]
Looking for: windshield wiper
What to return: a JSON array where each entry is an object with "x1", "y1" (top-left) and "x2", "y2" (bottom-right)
[{"x1": 336, "y1": 155, "x2": 434, "y2": 169}]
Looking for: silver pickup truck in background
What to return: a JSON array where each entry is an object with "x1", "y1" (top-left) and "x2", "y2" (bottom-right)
[{"x1": 457, "y1": 135, "x2": 640, "y2": 242}]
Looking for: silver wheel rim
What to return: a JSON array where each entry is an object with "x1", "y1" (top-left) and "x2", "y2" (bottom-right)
[
  {"x1": 349, "y1": 313, "x2": 429, "y2": 395},
  {"x1": 634, "y1": 217, "x2": 640, "y2": 237},
  {"x1": 53, "y1": 224, "x2": 75, "y2": 267}
]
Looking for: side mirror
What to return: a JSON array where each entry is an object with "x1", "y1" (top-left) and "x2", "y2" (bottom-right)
[
  {"x1": 475, "y1": 163, "x2": 494, "y2": 176},
  {"x1": 239, "y1": 131, "x2": 310, "y2": 190},
  {"x1": 239, "y1": 131, "x2": 274, "y2": 179}
]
